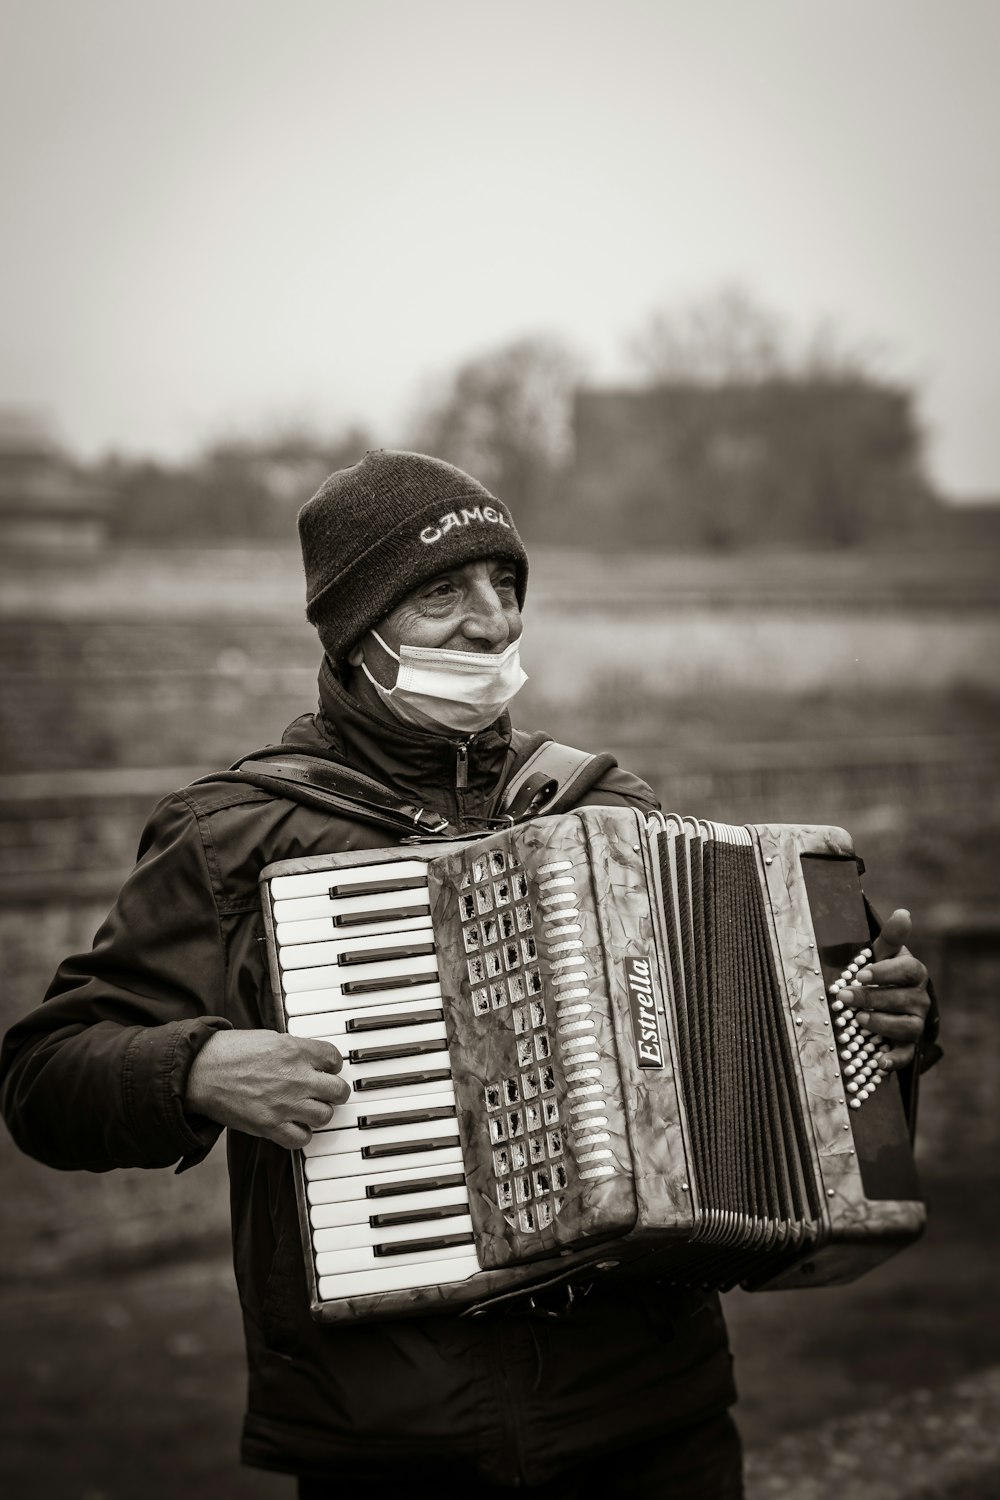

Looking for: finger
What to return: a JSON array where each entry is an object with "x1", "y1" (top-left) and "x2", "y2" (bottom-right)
[
  {"x1": 872, "y1": 909, "x2": 911, "y2": 962},
  {"x1": 294, "y1": 1097, "x2": 338, "y2": 1130},
  {"x1": 876, "y1": 1042, "x2": 916, "y2": 1073},
  {"x1": 855, "y1": 956, "x2": 927, "y2": 989},
  {"x1": 849, "y1": 984, "x2": 930, "y2": 1018},
  {"x1": 311, "y1": 1073, "x2": 352, "y2": 1106},
  {"x1": 855, "y1": 1011, "x2": 925, "y2": 1044},
  {"x1": 272, "y1": 1121, "x2": 313, "y2": 1150},
  {"x1": 302, "y1": 1040, "x2": 344, "y2": 1074}
]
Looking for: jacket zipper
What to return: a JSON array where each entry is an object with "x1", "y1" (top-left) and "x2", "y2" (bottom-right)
[
  {"x1": 489, "y1": 1320, "x2": 528, "y2": 1486},
  {"x1": 455, "y1": 739, "x2": 470, "y2": 791}
]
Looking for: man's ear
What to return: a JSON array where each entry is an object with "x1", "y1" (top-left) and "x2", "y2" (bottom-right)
[{"x1": 347, "y1": 642, "x2": 364, "y2": 667}]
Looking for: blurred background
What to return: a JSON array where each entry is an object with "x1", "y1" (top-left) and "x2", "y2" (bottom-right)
[{"x1": 1, "y1": 2, "x2": 998, "y2": 1496}]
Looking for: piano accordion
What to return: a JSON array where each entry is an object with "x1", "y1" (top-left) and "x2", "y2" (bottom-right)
[{"x1": 259, "y1": 807, "x2": 925, "y2": 1324}]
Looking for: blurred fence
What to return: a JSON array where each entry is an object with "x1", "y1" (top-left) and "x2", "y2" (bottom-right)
[
  {"x1": 1, "y1": 733, "x2": 997, "y2": 902},
  {"x1": 2, "y1": 602, "x2": 1000, "y2": 777}
]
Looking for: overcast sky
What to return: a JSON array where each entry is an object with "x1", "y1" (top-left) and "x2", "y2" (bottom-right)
[{"x1": 1, "y1": 0, "x2": 998, "y2": 497}]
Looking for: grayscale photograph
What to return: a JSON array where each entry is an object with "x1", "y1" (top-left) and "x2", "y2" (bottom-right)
[{"x1": 0, "y1": 3, "x2": 997, "y2": 1497}]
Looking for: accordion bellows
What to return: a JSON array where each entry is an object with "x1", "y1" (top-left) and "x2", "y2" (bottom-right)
[{"x1": 260, "y1": 808, "x2": 925, "y2": 1324}]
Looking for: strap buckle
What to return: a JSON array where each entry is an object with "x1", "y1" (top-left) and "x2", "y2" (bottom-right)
[{"x1": 411, "y1": 808, "x2": 449, "y2": 834}]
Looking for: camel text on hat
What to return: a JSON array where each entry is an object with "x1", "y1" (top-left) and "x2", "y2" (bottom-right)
[{"x1": 420, "y1": 506, "x2": 511, "y2": 545}]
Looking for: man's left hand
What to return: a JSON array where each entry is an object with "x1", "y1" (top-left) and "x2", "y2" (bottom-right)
[{"x1": 846, "y1": 908, "x2": 930, "y2": 1072}]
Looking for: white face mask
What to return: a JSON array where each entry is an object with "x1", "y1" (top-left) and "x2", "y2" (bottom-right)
[{"x1": 361, "y1": 629, "x2": 528, "y2": 735}]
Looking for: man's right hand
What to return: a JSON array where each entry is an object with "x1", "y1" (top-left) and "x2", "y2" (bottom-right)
[{"x1": 185, "y1": 1030, "x2": 351, "y2": 1148}]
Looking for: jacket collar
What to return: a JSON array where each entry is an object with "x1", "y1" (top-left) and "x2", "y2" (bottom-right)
[{"x1": 281, "y1": 656, "x2": 514, "y2": 805}]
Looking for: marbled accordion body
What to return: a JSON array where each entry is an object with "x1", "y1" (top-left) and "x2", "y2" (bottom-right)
[{"x1": 259, "y1": 807, "x2": 925, "y2": 1324}]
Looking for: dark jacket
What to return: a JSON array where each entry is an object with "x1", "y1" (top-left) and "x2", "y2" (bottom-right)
[{"x1": 0, "y1": 662, "x2": 736, "y2": 1486}]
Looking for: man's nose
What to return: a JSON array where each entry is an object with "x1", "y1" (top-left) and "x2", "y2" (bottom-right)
[{"x1": 462, "y1": 582, "x2": 511, "y2": 648}]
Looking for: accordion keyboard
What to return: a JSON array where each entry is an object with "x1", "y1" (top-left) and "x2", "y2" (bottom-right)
[{"x1": 268, "y1": 857, "x2": 480, "y2": 1302}]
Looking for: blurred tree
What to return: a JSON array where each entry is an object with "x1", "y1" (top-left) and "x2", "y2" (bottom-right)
[
  {"x1": 410, "y1": 335, "x2": 584, "y2": 534},
  {"x1": 627, "y1": 285, "x2": 788, "y2": 385},
  {"x1": 626, "y1": 285, "x2": 892, "y2": 388}
]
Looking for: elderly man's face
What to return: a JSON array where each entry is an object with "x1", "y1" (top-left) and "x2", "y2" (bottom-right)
[{"x1": 346, "y1": 557, "x2": 522, "y2": 695}]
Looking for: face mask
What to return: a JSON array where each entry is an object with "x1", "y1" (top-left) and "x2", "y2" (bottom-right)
[{"x1": 361, "y1": 629, "x2": 528, "y2": 734}]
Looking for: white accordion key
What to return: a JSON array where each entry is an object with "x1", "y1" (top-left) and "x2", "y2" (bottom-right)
[
  {"x1": 338, "y1": 1018, "x2": 449, "y2": 1054},
  {"x1": 305, "y1": 1153, "x2": 466, "y2": 1203},
  {"x1": 317, "y1": 1252, "x2": 479, "y2": 1302},
  {"x1": 283, "y1": 976, "x2": 443, "y2": 1006},
  {"x1": 287, "y1": 994, "x2": 444, "y2": 1038},
  {"x1": 313, "y1": 1214, "x2": 474, "y2": 1255},
  {"x1": 337, "y1": 1051, "x2": 452, "y2": 1096},
  {"x1": 303, "y1": 1114, "x2": 461, "y2": 1159},
  {"x1": 315, "y1": 1236, "x2": 475, "y2": 1278},
  {"x1": 277, "y1": 924, "x2": 437, "y2": 969},
  {"x1": 315, "y1": 1088, "x2": 456, "y2": 1134},
  {"x1": 303, "y1": 1141, "x2": 463, "y2": 1183},
  {"x1": 310, "y1": 1182, "x2": 469, "y2": 1230},
  {"x1": 272, "y1": 885, "x2": 431, "y2": 926},
  {"x1": 269, "y1": 860, "x2": 431, "y2": 903},
  {"x1": 289, "y1": 1002, "x2": 446, "y2": 1038},
  {"x1": 279, "y1": 947, "x2": 439, "y2": 982},
  {"x1": 275, "y1": 913, "x2": 433, "y2": 948}
]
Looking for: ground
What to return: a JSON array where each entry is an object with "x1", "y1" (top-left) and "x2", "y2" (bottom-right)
[{"x1": 0, "y1": 1171, "x2": 996, "y2": 1500}]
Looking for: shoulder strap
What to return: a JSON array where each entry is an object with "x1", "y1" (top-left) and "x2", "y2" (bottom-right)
[
  {"x1": 497, "y1": 739, "x2": 618, "y2": 820},
  {"x1": 194, "y1": 753, "x2": 452, "y2": 837},
  {"x1": 203, "y1": 737, "x2": 618, "y2": 837}
]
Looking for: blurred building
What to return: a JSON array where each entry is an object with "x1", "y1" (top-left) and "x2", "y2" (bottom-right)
[
  {"x1": 569, "y1": 379, "x2": 939, "y2": 548},
  {"x1": 0, "y1": 410, "x2": 113, "y2": 555}
]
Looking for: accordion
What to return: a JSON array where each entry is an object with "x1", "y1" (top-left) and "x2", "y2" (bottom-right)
[{"x1": 259, "y1": 807, "x2": 925, "y2": 1324}]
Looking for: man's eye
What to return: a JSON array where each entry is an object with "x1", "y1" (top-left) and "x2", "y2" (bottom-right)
[{"x1": 494, "y1": 573, "x2": 517, "y2": 592}]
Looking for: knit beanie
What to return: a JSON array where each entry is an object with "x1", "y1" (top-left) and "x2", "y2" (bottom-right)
[{"x1": 298, "y1": 450, "x2": 529, "y2": 660}]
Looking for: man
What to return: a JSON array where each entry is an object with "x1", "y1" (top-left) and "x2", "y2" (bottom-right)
[{"x1": 1, "y1": 451, "x2": 934, "y2": 1498}]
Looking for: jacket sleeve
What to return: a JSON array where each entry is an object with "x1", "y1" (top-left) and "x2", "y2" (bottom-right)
[
  {"x1": 575, "y1": 762, "x2": 661, "y2": 814},
  {"x1": 0, "y1": 793, "x2": 232, "y2": 1173}
]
